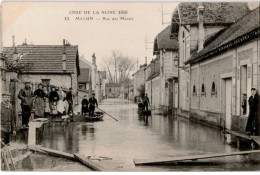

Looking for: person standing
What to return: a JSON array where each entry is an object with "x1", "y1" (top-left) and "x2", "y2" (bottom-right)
[
  {"x1": 43, "y1": 86, "x2": 50, "y2": 117},
  {"x1": 49, "y1": 86, "x2": 59, "y2": 116},
  {"x1": 246, "y1": 88, "x2": 259, "y2": 135},
  {"x1": 81, "y1": 95, "x2": 89, "y2": 116},
  {"x1": 89, "y1": 93, "x2": 98, "y2": 117},
  {"x1": 57, "y1": 87, "x2": 65, "y2": 117},
  {"x1": 18, "y1": 82, "x2": 33, "y2": 127},
  {"x1": 143, "y1": 94, "x2": 150, "y2": 110},
  {"x1": 66, "y1": 88, "x2": 74, "y2": 115},
  {"x1": 1, "y1": 92, "x2": 16, "y2": 147},
  {"x1": 34, "y1": 83, "x2": 46, "y2": 118}
]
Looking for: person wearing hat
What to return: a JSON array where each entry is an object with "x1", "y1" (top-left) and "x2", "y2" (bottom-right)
[
  {"x1": 34, "y1": 83, "x2": 46, "y2": 118},
  {"x1": 18, "y1": 82, "x2": 33, "y2": 127},
  {"x1": 246, "y1": 88, "x2": 259, "y2": 135},
  {"x1": 81, "y1": 95, "x2": 89, "y2": 116},
  {"x1": 89, "y1": 93, "x2": 98, "y2": 117},
  {"x1": 241, "y1": 93, "x2": 247, "y2": 115},
  {"x1": 1, "y1": 91, "x2": 16, "y2": 147}
]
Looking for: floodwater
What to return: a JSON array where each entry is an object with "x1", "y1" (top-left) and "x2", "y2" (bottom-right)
[{"x1": 38, "y1": 98, "x2": 260, "y2": 171}]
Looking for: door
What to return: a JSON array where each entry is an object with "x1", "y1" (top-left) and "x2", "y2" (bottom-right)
[{"x1": 225, "y1": 79, "x2": 232, "y2": 130}]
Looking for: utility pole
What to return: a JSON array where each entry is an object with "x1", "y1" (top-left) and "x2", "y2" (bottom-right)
[{"x1": 161, "y1": 2, "x2": 172, "y2": 25}]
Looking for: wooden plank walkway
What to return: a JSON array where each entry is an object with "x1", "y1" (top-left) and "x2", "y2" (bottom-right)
[
  {"x1": 28, "y1": 145, "x2": 76, "y2": 160},
  {"x1": 74, "y1": 153, "x2": 107, "y2": 171},
  {"x1": 133, "y1": 150, "x2": 260, "y2": 165},
  {"x1": 28, "y1": 145, "x2": 110, "y2": 171}
]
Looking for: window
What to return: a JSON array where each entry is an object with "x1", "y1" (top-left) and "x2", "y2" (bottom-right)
[
  {"x1": 201, "y1": 83, "x2": 206, "y2": 96},
  {"x1": 211, "y1": 82, "x2": 217, "y2": 96},
  {"x1": 193, "y1": 85, "x2": 197, "y2": 95},
  {"x1": 109, "y1": 88, "x2": 112, "y2": 93},
  {"x1": 78, "y1": 84, "x2": 86, "y2": 90}
]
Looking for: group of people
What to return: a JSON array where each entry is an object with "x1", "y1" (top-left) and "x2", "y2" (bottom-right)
[
  {"x1": 17, "y1": 82, "x2": 74, "y2": 128},
  {"x1": 81, "y1": 93, "x2": 98, "y2": 117}
]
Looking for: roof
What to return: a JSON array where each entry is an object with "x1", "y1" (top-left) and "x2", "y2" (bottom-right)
[
  {"x1": 79, "y1": 58, "x2": 92, "y2": 69},
  {"x1": 105, "y1": 83, "x2": 121, "y2": 88},
  {"x1": 78, "y1": 68, "x2": 90, "y2": 83},
  {"x1": 3, "y1": 45, "x2": 79, "y2": 74},
  {"x1": 187, "y1": 7, "x2": 260, "y2": 64},
  {"x1": 153, "y1": 25, "x2": 178, "y2": 55},
  {"x1": 177, "y1": 2, "x2": 250, "y2": 25}
]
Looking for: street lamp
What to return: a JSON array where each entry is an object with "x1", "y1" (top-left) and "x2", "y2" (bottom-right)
[{"x1": 174, "y1": 55, "x2": 179, "y2": 67}]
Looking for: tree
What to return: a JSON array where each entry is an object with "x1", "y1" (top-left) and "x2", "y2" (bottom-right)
[
  {"x1": 137, "y1": 84, "x2": 145, "y2": 98},
  {"x1": 102, "y1": 50, "x2": 136, "y2": 83}
]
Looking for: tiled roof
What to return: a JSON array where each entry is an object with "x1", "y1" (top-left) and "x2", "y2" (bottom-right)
[
  {"x1": 178, "y1": 2, "x2": 249, "y2": 25},
  {"x1": 153, "y1": 25, "x2": 178, "y2": 55},
  {"x1": 188, "y1": 7, "x2": 260, "y2": 64},
  {"x1": 3, "y1": 45, "x2": 79, "y2": 74},
  {"x1": 78, "y1": 68, "x2": 90, "y2": 83}
]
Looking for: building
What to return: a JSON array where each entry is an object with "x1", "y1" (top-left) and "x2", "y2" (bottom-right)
[
  {"x1": 78, "y1": 57, "x2": 92, "y2": 92},
  {"x1": 132, "y1": 64, "x2": 146, "y2": 101},
  {"x1": 152, "y1": 25, "x2": 179, "y2": 113},
  {"x1": 105, "y1": 83, "x2": 121, "y2": 98},
  {"x1": 185, "y1": 7, "x2": 260, "y2": 133},
  {"x1": 170, "y1": 2, "x2": 250, "y2": 118},
  {"x1": 145, "y1": 57, "x2": 160, "y2": 109}
]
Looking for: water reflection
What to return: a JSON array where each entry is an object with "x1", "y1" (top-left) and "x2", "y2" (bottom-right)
[{"x1": 39, "y1": 98, "x2": 260, "y2": 171}]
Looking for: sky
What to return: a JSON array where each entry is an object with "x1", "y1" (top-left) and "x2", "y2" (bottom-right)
[{"x1": 2, "y1": 1, "x2": 178, "y2": 71}]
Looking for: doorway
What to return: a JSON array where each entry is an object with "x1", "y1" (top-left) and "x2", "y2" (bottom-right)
[
  {"x1": 240, "y1": 65, "x2": 248, "y2": 116},
  {"x1": 225, "y1": 78, "x2": 232, "y2": 130}
]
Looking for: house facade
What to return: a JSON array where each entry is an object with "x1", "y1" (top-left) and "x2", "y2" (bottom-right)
[
  {"x1": 186, "y1": 7, "x2": 260, "y2": 133},
  {"x1": 78, "y1": 57, "x2": 92, "y2": 92},
  {"x1": 105, "y1": 83, "x2": 121, "y2": 98},
  {"x1": 170, "y1": 2, "x2": 250, "y2": 118},
  {"x1": 153, "y1": 25, "x2": 179, "y2": 112},
  {"x1": 132, "y1": 64, "x2": 146, "y2": 101}
]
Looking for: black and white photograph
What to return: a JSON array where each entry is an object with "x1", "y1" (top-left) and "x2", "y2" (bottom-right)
[{"x1": 0, "y1": 0, "x2": 260, "y2": 172}]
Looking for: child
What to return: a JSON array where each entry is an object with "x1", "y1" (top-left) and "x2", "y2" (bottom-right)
[{"x1": 81, "y1": 95, "x2": 89, "y2": 116}]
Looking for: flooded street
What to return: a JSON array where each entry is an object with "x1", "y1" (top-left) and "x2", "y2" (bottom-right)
[{"x1": 39, "y1": 98, "x2": 260, "y2": 171}]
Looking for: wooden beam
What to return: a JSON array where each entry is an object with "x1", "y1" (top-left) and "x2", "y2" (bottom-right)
[
  {"x1": 74, "y1": 153, "x2": 106, "y2": 171},
  {"x1": 223, "y1": 129, "x2": 252, "y2": 140},
  {"x1": 133, "y1": 150, "x2": 260, "y2": 165},
  {"x1": 28, "y1": 145, "x2": 76, "y2": 160}
]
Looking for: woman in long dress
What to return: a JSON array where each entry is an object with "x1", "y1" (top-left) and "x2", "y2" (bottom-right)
[
  {"x1": 34, "y1": 83, "x2": 46, "y2": 118},
  {"x1": 43, "y1": 86, "x2": 50, "y2": 117},
  {"x1": 57, "y1": 87, "x2": 65, "y2": 117},
  {"x1": 49, "y1": 86, "x2": 59, "y2": 116}
]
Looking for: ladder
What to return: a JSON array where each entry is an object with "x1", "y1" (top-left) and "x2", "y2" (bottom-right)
[{"x1": 1, "y1": 141, "x2": 16, "y2": 171}]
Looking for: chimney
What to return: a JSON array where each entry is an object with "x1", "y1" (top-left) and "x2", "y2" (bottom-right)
[
  {"x1": 12, "y1": 35, "x2": 15, "y2": 47},
  {"x1": 92, "y1": 53, "x2": 96, "y2": 65},
  {"x1": 145, "y1": 57, "x2": 147, "y2": 65},
  {"x1": 62, "y1": 39, "x2": 67, "y2": 71},
  {"x1": 197, "y1": 3, "x2": 205, "y2": 52}
]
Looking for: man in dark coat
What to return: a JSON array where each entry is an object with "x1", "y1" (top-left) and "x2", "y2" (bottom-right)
[
  {"x1": 81, "y1": 95, "x2": 89, "y2": 116},
  {"x1": 143, "y1": 94, "x2": 150, "y2": 110},
  {"x1": 89, "y1": 93, "x2": 98, "y2": 117},
  {"x1": 246, "y1": 88, "x2": 259, "y2": 135},
  {"x1": 1, "y1": 92, "x2": 16, "y2": 147},
  {"x1": 18, "y1": 82, "x2": 33, "y2": 127}
]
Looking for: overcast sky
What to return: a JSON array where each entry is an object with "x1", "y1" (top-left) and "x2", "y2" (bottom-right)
[{"x1": 2, "y1": 1, "x2": 178, "y2": 71}]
